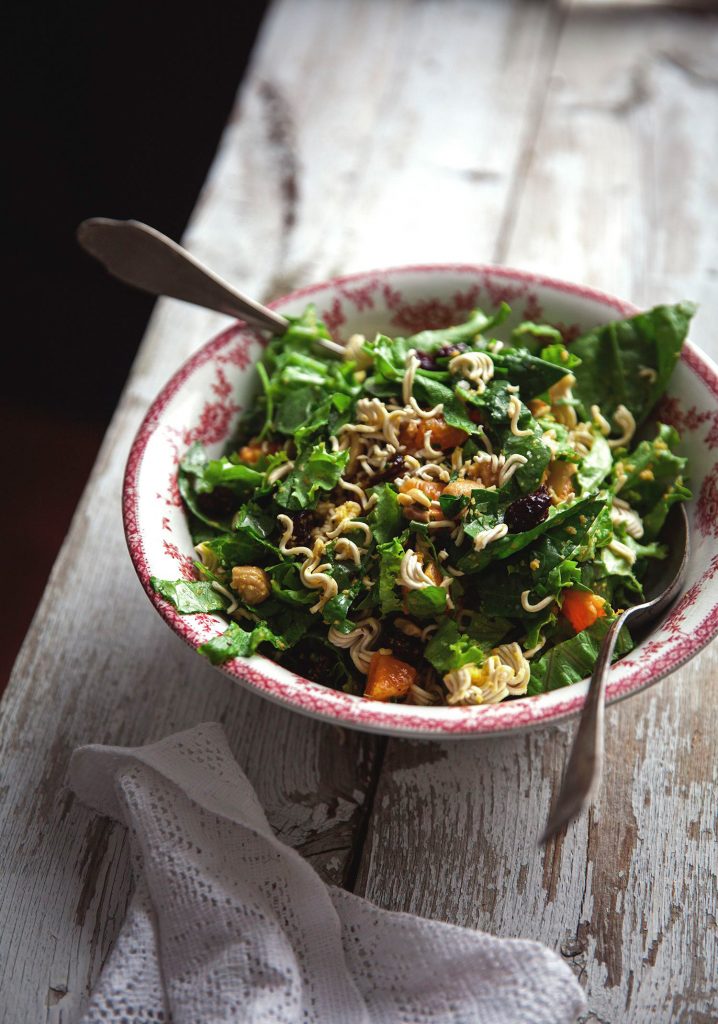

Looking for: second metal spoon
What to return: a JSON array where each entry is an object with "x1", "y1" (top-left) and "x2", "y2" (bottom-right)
[
  {"x1": 541, "y1": 503, "x2": 690, "y2": 843},
  {"x1": 76, "y1": 218, "x2": 346, "y2": 355}
]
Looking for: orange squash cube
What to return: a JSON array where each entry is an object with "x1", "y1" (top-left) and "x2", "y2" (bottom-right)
[
  {"x1": 364, "y1": 652, "x2": 417, "y2": 702},
  {"x1": 399, "y1": 415, "x2": 468, "y2": 453},
  {"x1": 398, "y1": 477, "x2": 444, "y2": 502},
  {"x1": 561, "y1": 589, "x2": 606, "y2": 633}
]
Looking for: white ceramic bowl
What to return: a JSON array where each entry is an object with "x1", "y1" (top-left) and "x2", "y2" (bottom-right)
[{"x1": 123, "y1": 265, "x2": 718, "y2": 738}]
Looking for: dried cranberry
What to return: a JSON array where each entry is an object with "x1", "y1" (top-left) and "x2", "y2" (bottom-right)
[
  {"x1": 383, "y1": 623, "x2": 424, "y2": 664},
  {"x1": 414, "y1": 350, "x2": 437, "y2": 371},
  {"x1": 290, "y1": 510, "x2": 316, "y2": 547},
  {"x1": 371, "y1": 453, "x2": 405, "y2": 484},
  {"x1": 281, "y1": 641, "x2": 342, "y2": 687},
  {"x1": 437, "y1": 342, "x2": 468, "y2": 359},
  {"x1": 195, "y1": 486, "x2": 236, "y2": 518},
  {"x1": 504, "y1": 485, "x2": 551, "y2": 534}
]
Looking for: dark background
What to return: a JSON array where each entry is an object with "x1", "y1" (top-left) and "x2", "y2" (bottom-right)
[{"x1": 4, "y1": 2, "x2": 268, "y2": 685}]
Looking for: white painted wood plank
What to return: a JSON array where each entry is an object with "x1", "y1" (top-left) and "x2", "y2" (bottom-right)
[
  {"x1": 500, "y1": 6, "x2": 718, "y2": 360},
  {"x1": 186, "y1": 0, "x2": 557, "y2": 291},
  {"x1": 359, "y1": 8, "x2": 718, "y2": 1022},
  {"x1": 0, "y1": 1, "x2": 559, "y2": 1020}
]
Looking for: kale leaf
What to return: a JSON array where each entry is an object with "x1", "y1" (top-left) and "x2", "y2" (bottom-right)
[
  {"x1": 370, "y1": 484, "x2": 404, "y2": 545},
  {"x1": 413, "y1": 375, "x2": 476, "y2": 434},
  {"x1": 198, "y1": 621, "x2": 275, "y2": 663},
  {"x1": 459, "y1": 495, "x2": 605, "y2": 574},
  {"x1": 424, "y1": 620, "x2": 485, "y2": 674},
  {"x1": 528, "y1": 616, "x2": 634, "y2": 694},
  {"x1": 275, "y1": 443, "x2": 350, "y2": 510},
  {"x1": 151, "y1": 577, "x2": 228, "y2": 614},
  {"x1": 576, "y1": 434, "x2": 612, "y2": 492},
  {"x1": 490, "y1": 348, "x2": 573, "y2": 399},
  {"x1": 570, "y1": 302, "x2": 695, "y2": 425},
  {"x1": 403, "y1": 306, "x2": 510, "y2": 351},
  {"x1": 612, "y1": 423, "x2": 690, "y2": 538},
  {"x1": 378, "y1": 537, "x2": 406, "y2": 614},
  {"x1": 407, "y1": 585, "x2": 447, "y2": 619},
  {"x1": 424, "y1": 613, "x2": 512, "y2": 674},
  {"x1": 509, "y1": 321, "x2": 564, "y2": 353}
]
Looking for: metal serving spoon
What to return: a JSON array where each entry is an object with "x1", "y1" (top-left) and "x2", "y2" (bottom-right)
[
  {"x1": 541, "y1": 502, "x2": 690, "y2": 844},
  {"x1": 75, "y1": 218, "x2": 345, "y2": 355}
]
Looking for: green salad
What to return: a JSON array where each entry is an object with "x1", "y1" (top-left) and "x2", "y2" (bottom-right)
[{"x1": 152, "y1": 300, "x2": 694, "y2": 707}]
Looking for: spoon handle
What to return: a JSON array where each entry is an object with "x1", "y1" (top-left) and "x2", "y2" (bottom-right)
[
  {"x1": 540, "y1": 609, "x2": 631, "y2": 844},
  {"x1": 77, "y1": 218, "x2": 290, "y2": 335}
]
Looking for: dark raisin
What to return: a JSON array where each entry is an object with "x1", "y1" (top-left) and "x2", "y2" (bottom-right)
[
  {"x1": 195, "y1": 486, "x2": 236, "y2": 518},
  {"x1": 437, "y1": 342, "x2": 468, "y2": 359},
  {"x1": 371, "y1": 453, "x2": 405, "y2": 485},
  {"x1": 280, "y1": 641, "x2": 343, "y2": 687},
  {"x1": 414, "y1": 350, "x2": 437, "y2": 371},
  {"x1": 290, "y1": 510, "x2": 316, "y2": 547},
  {"x1": 504, "y1": 485, "x2": 551, "y2": 534},
  {"x1": 390, "y1": 634, "x2": 423, "y2": 663},
  {"x1": 382, "y1": 621, "x2": 425, "y2": 663}
]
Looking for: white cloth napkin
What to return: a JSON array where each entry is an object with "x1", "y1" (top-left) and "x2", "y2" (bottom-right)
[{"x1": 68, "y1": 722, "x2": 586, "y2": 1024}]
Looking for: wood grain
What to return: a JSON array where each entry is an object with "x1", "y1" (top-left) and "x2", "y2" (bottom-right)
[
  {"x1": 186, "y1": 0, "x2": 558, "y2": 290},
  {"x1": 501, "y1": 5, "x2": 718, "y2": 358},
  {"x1": 357, "y1": 7, "x2": 718, "y2": 1022}
]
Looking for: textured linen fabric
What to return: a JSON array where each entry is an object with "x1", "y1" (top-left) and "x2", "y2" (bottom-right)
[{"x1": 68, "y1": 722, "x2": 586, "y2": 1024}]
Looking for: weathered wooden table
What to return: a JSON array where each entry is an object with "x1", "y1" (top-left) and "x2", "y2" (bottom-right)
[{"x1": 2, "y1": 2, "x2": 717, "y2": 1020}]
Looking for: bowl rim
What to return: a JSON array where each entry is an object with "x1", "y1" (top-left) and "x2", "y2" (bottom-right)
[{"x1": 123, "y1": 263, "x2": 718, "y2": 738}]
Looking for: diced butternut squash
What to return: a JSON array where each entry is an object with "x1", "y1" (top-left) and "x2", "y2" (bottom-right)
[
  {"x1": 561, "y1": 589, "x2": 606, "y2": 633},
  {"x1": 364, "y1": 652, "x2": 417, "y2": 701},
  {"x1": 236, "y1": 440, "x2": 282, "y2": 464},
  {"x1": 399, "y1": 415, "x2": 468, "y2": 453},
  {"x1": 528, "y1": 398, "x2": 551, "y2": 418},
  {"x1": 237, "y1": 443, "x2": 264, "y2": 464},
  {"x1": 545, "y1": 460, "x2": 577, "y2": 503},
  {"x1": 425, "y1": 416, "x2": 468, "y2": 450},
  {"x1": 442, "y1": 479, "x2": 485, "y2": 500},
  {"x1": 397, "y1": 477, "x2": 445, "y2": 522},
  {"x1": 398, "y1": 420, "x2": 419, "y2": 451},
  {"x1": 425, "y1": 560, "x2": 443, "y2": 586},
  {"x1": 398, "y1": 477, "x2": 444, "y2": 502}
]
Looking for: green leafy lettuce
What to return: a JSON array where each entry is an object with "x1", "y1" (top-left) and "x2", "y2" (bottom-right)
[
  {"x1": 151, "y1": 578, "x2": 228, "y2": 614},
  {"x1": 571, "y1": 302, "x2": 695, "y2": 425},
  {"x1": 198, "y1": 619, "x2": 304, "y2": 664},
  {"x1": 612, "y1": 423, "x2": 691, "y2": 538},
  {"x1": 424, "y1": 615, "x2": 512, "y2": 674},
  {"x1": 528, "y1": 616, "x2": 634, "y2": 694},
  {"x1": 378, "y1": 537, "x2": 406, "y2": 614},
  {"x1": 370, "y1": 484, "x2": 404, "y2": 545},
  {"x1": 276, "y1": 443, "x2": 350, "y2": 510}
]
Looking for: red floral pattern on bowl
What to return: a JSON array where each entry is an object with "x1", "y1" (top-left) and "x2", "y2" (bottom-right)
[{"x1": 123, "y1": 265, "x2": 718, "y2": 738}]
